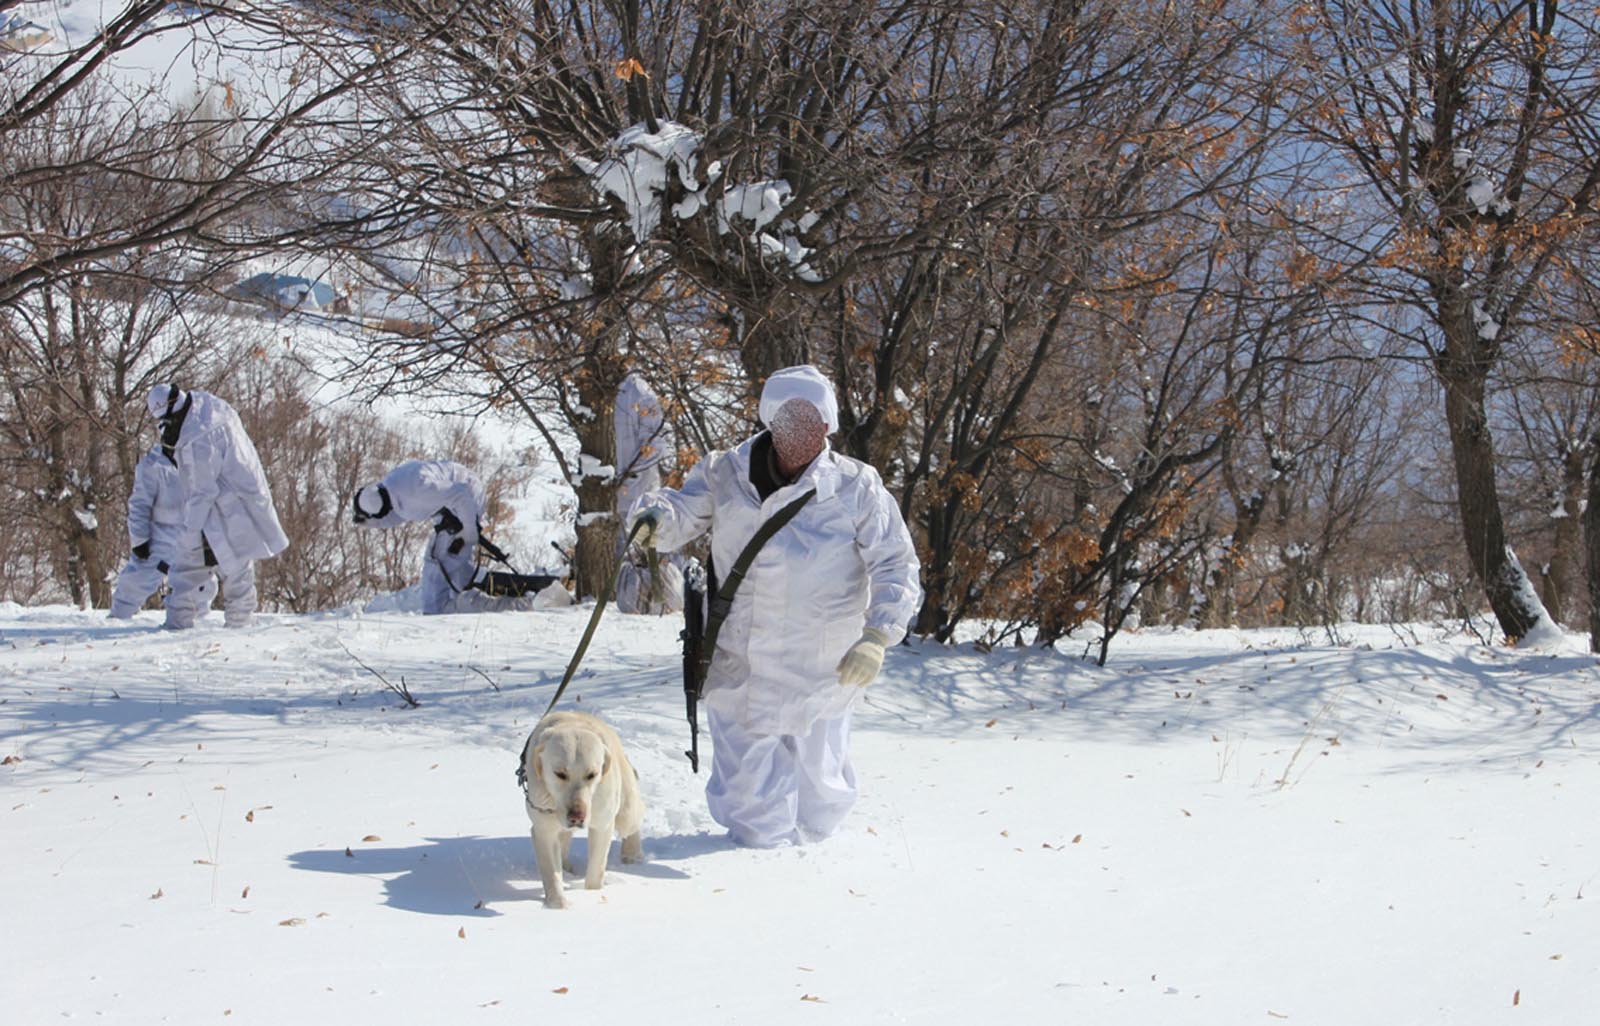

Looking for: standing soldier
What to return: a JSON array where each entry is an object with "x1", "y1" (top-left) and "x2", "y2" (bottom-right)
[
  {"x1": 147, "y1": 384, "x2": 288, "y2": 629},
  {"x1": 108, "y1": 441, "x2": 216, "y2": 623}
]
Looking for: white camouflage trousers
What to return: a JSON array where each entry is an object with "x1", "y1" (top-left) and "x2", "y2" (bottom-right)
[
  {"x1": 166, "y1": 559, "x2": 257, "y2": 629},
  {"x1": 704, "y1": 706, "x2": 857, "y2": 848}
]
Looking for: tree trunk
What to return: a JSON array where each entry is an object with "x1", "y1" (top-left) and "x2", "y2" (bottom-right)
[
  {"x1": 69, "y1": 510, "x2": 109, "y2": 609},
  {"x1": 571, "y1": 384, "x2": 620, "y2": 600},
  {"x1": 569, "y1": 224, "x2": 630, "y2": 601},
  {"x1": 1438, "y1": 359, "x2": 1545, "y2": 640},
  {"x1": 734, "y1": 292, "x2": 811, "y2": 386},
  {"x1": 1540, "y1": 444, "x2": 1586, "y2": 627},
  {"x1": 913, "y1": 502, "x2": 954, "y2": 641},
  {"x1": 1585, "y1": 436, "x2": 1600, "y2": 652},
  {"x1": 1199, "y1": 489, "x2": 1264, "y2": 628}
]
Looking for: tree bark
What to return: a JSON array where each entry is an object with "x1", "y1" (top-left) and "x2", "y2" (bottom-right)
[
  {"x1": 1585, "y1": 435, "x2": 1600, "y2": 652},
  {"x1": 1438, "y1": 357, "x2": 1544, "y2": 640},
  {"x1": 1539, "y1": 443, "x2": 1586, "y2": 627},
  {"x1": 571, "y1": 375, "x2": 621, "y2": 601},
  {"x1": 568, "y1": 223, "x2": 630, "y2": 601}
]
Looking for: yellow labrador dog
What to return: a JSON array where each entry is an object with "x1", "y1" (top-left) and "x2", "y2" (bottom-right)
[{"x1": 522, "y1": 710, "x2": 645, "y2": 909}]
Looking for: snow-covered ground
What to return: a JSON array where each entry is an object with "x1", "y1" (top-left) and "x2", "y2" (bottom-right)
[{"x1": 3, "y1": 605, "x2": 1598, "y2": 1024}]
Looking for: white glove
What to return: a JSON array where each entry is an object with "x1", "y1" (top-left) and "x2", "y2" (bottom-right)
[
  {"x1": 630, "y1": 509, "x2": 661, "y2": 548},
  {"x1": 836, "y1": 627, "x2": 893, "y2": 687}
]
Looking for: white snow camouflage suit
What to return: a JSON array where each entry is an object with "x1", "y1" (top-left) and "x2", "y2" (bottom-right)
[
  {"x1": 148, "y1": 386, "x2": 288, "y2": 628},
  {"x1": 108, "y1": 446, "x2": 216, "y2": 621},
  {"x1": 629, "y1": 368, "x2": 921, "y2": 846},
  {"x1": 354, "y1": 459, "x2": 486, "y2": 614}
]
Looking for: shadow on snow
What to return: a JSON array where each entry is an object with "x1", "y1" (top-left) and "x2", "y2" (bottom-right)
[{"x1": 286, "y1": 832, "x2": 713, "y2": 916}]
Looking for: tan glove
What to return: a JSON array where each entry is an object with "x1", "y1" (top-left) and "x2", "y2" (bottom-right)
[{"x1": 836, "y1": 627, "x2": 893, "y2": 687}]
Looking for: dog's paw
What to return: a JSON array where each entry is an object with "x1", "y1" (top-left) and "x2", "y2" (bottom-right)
[
  {"x1": 620, "y1": 850, "x2": 644, "y2": 865},
  {"x1": 542, "y1": 893, "x2": 568, "y2": 910}
]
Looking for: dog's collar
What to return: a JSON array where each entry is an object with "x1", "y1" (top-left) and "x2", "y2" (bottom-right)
[{"x1": 524, "y1": 794, "x2": 557, "y2": 816}]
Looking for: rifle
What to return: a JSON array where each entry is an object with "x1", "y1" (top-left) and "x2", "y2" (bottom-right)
[{"x1": 680, "y1": 559, "x2": 709, "y2": 772}]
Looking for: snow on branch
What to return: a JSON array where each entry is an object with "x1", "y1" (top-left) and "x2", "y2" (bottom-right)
[{"x1": 576, "y1": 121, "x2": 822, "y2": 280}]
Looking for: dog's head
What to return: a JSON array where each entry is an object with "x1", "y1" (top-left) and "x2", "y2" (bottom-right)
[{"x1": 531, "y1": 726, "x2": 610, "y2": 828}]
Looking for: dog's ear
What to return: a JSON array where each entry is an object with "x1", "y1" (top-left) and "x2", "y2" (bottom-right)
[
  {"x1": 603, "y1": 747, "x2": 613, "y2": 775},
  {"x1": 531, "y1": 744, "x2": 544, "y2": 782}
]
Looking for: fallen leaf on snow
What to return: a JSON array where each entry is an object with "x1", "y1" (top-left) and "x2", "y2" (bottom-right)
[
  {"x1": 279, "y1": 918, "x2": 304, "y2": 927},
  {"x1": 245, "y1": 810, "x2": 254, "y2": 823},
  {"x1": 1513, "y1": 990, "x2": 1520, "y2": 1006},
  {"x1": 984, "y1": 719, "x2": 997, "y2": 728},
  {"x1": 1072, "y1": 834, "x2": 1083, "y2": 844},
  {"x1": 800, "y1": 994, "x2": 825, "y2": 1003},
  {"x1": 552, "y1": 987, "x2": 569, "y2": 995},
  {"x1": 241, "y1": 886, "x2": 250, "y2": 899},
  {"x1": 2, "y1": 755, "x2": 19, "y2": 765},
  {"x1": 458, "y1": 927, "x2": 466, "y2": 939},
  {"x1": 150, "y1": 888, "x2": 164, "y2": 900},
  {"x1": 362, "y1": 835, "x2": 381, "y2": 842},
  {"x1": 344, "y1": 847, "x2": 354, "y2": 858}
]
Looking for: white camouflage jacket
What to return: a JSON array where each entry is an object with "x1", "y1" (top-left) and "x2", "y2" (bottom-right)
[{"x1": 631, "y1": 437, "x2": 921, "y2": 735}]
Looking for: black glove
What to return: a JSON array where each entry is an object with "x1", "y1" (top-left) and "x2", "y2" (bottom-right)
[
  {"x1": 157, "y1": 560, "x2": 170, "y2": 574},
  {"x1": 132, "y1": 541, "x2": 151, "y2": 561},
  {"x1": 447, "y1": 536, "x2": 465, "y2": 556}
]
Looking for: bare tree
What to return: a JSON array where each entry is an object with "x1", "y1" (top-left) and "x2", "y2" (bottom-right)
[
  {"x1": 1, "y1": 3, "x2": 418, "y2": 309},
  {"x1": 1496, "y1": 348, "x2": 1600, "y2": 627},
  {"x1": 1285, "y1": 0, "x2": 1600, "y2": 640}
]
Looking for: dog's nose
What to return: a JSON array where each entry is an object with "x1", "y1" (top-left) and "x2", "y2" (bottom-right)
[{"x1": 567, "y1": 808, "x2": 587, "y2": 827}]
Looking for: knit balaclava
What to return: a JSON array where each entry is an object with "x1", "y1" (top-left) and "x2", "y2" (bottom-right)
[{"x1": 769, "y1": 397, "x2": 827, "y2": 477}]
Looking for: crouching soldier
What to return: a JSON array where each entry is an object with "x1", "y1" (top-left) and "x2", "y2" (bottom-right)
[{"x1": 352, "y1": 459, "x2": 486, "y2": 614}]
